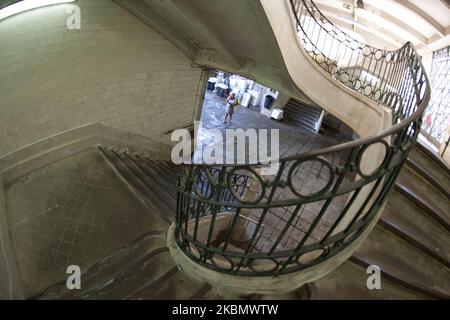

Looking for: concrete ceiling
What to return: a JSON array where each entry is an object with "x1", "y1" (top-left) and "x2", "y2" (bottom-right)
[
  {"x1": 114, "y1": 0, "x2": 286, "y2": 68},
  {"x1": 111, "y1": 0, "x2": 448, "y2": 107},
  {"x1": 313, "y1": 0, "x2": 450, "y2": 54}
]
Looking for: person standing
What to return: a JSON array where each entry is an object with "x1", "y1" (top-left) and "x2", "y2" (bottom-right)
[{"x1": 224, "y1": 92, "x2": 238, "y2": 125}]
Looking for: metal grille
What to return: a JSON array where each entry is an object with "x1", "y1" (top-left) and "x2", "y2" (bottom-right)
[{"x1": 423, "y1": 46, "x2": 450, "y2": 145}]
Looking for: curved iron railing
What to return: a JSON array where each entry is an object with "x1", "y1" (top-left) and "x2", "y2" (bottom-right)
[{"x1": 173, "y1": 0, "x2": 430, "y2": 276}]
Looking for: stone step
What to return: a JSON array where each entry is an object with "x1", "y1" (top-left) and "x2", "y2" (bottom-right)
[
  {"x1": 283, "y1": 110, "x2": 318, "y2": 131},
  {"x1": 137, "y1": 157, "x2": 178, "y2": 192},
  {"x1": 153, "y1": 159, "x2": 179, "y2": 179},
  {"x1": 381, "y1": 190, "x2": 450, "y2": 268},
  {"x1": 309, "y1": 261, "x2": 431, "y2": 299},
  {"x1": 284, "y1": 102, "x2": 321, "y2": 117},
  {"x1": 405, "y1": 157, "x2": 450, "y2": 199},
  {"x1": 395, "y1": 169, "x2": 450, "y2": 232},
  {"x1": 351, "y1": 225, "x2": 450, "y2": 300},
  {"x1": 285, "y1": 99, "x2": 322, "y2": 114},
  {"x1": 283, "y1": 98, "x2": 322, "y2": 132},
  {"x1": 84, "y1": 248, "x2": 176, "y2": 299},
  {"x1": 99, "y1": 147, "x2": 175, "y2": 223},
  {"x1": 119, "y1": 151, "x2": 177, "y2": 210},
  {"x1": 132, "y1": 272, "x2": 213, "y2": 300},
  {"x1": 36, "y1": 230, "x2": 210, "y2": 300},
  {"x1": 284, "y1": 106, "x2": 322, "y2": 120},
  {"x1": 35, "y1": 231, "x2": 168, "y2": 299},
  {"x1": 414, "y1": 142, "x2": 450, "y2": 176},
  {"x1": 283, "y1": 108, "x2": 319, "y2": 125}
]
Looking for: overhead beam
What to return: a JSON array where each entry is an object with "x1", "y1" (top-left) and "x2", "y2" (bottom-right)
[
  {"x1": 357, "y1": 4, "x2": 428, "y2": 44},
  {"x1": 325, "y1": 15, "x2": 400, "y2": 49},
  {"x1": 315, "y1": 1, "x2": 428, "y2": 45},
  {"x1": 439, "y1": 0, "x2": 450, "y2": 11},
  {"x1": 316, "y1": 4, "x2": 407, "y2": 47},
  {"x1": 396, "y1": 0, "x2": 446, "y2": 37}
]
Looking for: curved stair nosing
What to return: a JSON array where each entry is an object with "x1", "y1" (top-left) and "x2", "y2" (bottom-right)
[
  {"x1": 405, "y1": 157, "x2": 450, "y2": 199},
  {"x1": 348, "y1": 256, "x2": 449, "y2": 300},
  {"x1": 415, "y1": 142, "x2": 450, "y2": 175},
  {"x1": 283, "y1": 109, "x2": 320, "y2": 122},
  {"x1": 98, "y1": 146, "x2": 174, "y2": 224},
  {"x1": 126, "y1": 266, "x2": 179, "y2": 300},
  {"x1": 394, "y1": 182, "x2": 450, "y2": 232},
  {"x1": 113, "y1": 150, "x2": 176, "y2": 211},
  {"x1": 378, "y1": 215, "x2": 450, "y2": 269}
]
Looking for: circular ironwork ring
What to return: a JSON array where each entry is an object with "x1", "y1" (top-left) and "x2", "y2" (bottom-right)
[
  {"x1": 287, "y1": 158, "x2": 335, "y2": 198},
  {"x1": 247, "y1": 258, "x2": 279, "y2": 273},
  {"x1": 226, "y1": 167, "x2": 266, "y2": 204},
  {"x1": 355, "y1": 140, "x2": 391, "y2": 178}
]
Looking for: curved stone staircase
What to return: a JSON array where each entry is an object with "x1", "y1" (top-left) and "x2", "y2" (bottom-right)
[
  {"x1": 21, "y1": 0, "x2": 449, "y2": 299},
  {"x1": 313, "y1": 143, "x2": 450, "y2": 299},
  {"x1": 33, "y1": 142, "x2": 448, "y2": 300}
]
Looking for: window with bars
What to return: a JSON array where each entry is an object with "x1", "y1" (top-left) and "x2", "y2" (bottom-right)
[{"x1": 423, "y1": 46, "x2": 450, "y2": 145}]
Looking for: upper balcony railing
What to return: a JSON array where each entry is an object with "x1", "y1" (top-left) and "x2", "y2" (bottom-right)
[{"x1": 173, "y1": 0, "x2": 430, "y2": 276}]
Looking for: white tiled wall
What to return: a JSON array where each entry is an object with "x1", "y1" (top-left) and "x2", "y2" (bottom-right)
[{"x1": 0, "y1": 0, "x2": 202, "y2": 156}]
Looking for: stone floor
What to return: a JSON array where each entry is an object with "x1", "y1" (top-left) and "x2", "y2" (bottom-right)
[{"x1": 5, "y1": 149, "x2": 168, "y2": 298}]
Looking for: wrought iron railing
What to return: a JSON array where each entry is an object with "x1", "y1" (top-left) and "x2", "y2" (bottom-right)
[{"x1": 173, "y1": 0, "x2": 430, "y2": 276}]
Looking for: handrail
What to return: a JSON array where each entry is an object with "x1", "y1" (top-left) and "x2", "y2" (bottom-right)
[{"x1": 173, "y1": 0, "x2": 430, "y2": 276}]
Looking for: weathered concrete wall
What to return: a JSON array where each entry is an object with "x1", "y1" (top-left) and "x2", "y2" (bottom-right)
[{"x1": 0, "y1": 0, "x2": 202, "y2": 157}]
